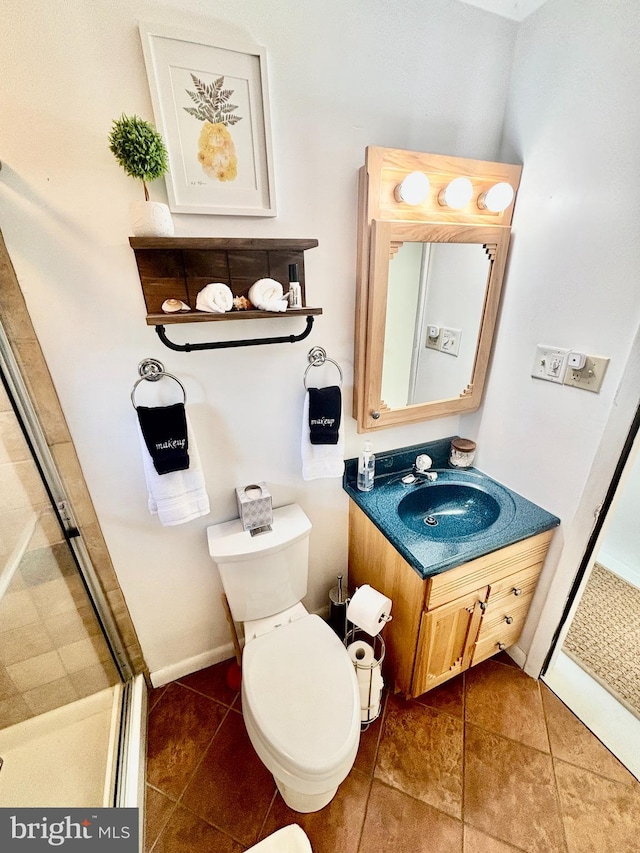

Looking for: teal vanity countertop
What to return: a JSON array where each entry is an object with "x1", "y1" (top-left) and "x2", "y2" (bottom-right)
[{"x1": 343, "y1": 437, "x2": 560, "y2": 580}]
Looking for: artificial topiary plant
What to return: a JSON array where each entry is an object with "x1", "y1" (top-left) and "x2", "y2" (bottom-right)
[{"x1": 108, "y1": 114, "x2": 169, "y2": 200}]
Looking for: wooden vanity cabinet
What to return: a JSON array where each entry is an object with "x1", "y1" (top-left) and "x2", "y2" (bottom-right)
[{"x1": 347, "y1": 502, "x2": 554, "y2": 698}]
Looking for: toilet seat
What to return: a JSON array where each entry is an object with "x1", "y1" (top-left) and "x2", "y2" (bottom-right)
[{"x1": 242, "y1": 614, "x2": 360, "y2": 780}]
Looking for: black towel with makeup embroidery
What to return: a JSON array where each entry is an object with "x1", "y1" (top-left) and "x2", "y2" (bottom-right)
[
  {"x1": 137, "y1": 403, "x2": 189, "y2": 474},
  {"x1": 308, "y1": 386, "x2": 342, "y2": 445}
]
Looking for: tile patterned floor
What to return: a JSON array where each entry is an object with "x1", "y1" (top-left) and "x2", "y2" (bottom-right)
[{"x1": 145, "y1": 654, "x2": 640, "y2": 853}]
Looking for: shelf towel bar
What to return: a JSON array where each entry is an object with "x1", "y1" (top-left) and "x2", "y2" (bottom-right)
[
  {"x1": 303, "y1": 346, "x2": 343, "y2": 389},
  {"x1": 155, "y1": 315, "x2": 315, "y2": 353},
  {"x1": 130, "y1": 358, "x2": 187, "y2": 409}
]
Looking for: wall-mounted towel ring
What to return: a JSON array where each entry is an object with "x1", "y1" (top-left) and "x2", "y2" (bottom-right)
[
  {"x1": 130, "y1": 358, "x2": 187, "y2": 409},
  {"x1": 303, "y1": 346, "x2": 343, "y2": 389}
]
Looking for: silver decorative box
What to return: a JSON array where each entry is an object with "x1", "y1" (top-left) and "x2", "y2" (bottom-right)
[{"x1": 235, "y1": 482, "x2": 273, "y2": 532}]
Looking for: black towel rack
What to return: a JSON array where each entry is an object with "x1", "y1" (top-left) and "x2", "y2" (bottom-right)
[{"x1": 155, "y1": 315, "x2": 315, "y2": 353}]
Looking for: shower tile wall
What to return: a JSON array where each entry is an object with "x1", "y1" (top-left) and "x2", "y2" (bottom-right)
[{"x1": 0, "y1": 382, "x2": 118, "y2": 728}]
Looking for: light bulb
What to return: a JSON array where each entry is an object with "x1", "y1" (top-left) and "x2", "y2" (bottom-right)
[
  {"x1": 438, "y1": 177, "x2": 474, "y2": 209},
  {"x1": 478, "y1": 182, "x2": 515, "y2": 213},
  {"x1": 394, "y1": 172, "x2": 430, "y2": 205}
]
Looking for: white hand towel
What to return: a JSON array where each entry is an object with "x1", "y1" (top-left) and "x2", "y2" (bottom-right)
[
  {"x1": 248, "y1": 277, "x2": 288, "y2": 312},
  {"x1": 196, "y1": 282, "x2": 234, "y2": 313},
  {"x1": 301, "y1": 391, "x2": 345, "y2": 480},
  {"x1": 137, "y1": 414, "x2": 210, "y2": 526}
]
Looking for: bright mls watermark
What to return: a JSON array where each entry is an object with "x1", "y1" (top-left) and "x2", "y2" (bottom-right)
[{"x1": 0, "y1": 809, "x2": 138, "y2": 850}]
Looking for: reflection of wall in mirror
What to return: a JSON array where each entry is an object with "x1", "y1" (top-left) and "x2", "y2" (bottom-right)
[
  {"x1": 381, "y1": 241, "x2": 422, "y2": 408},
  {"x1": 411, "y1": 244, "x2": 488, "y2": 404},
  {"x1": 597, "y1": 446, "x2": 640, "y2": 588}
]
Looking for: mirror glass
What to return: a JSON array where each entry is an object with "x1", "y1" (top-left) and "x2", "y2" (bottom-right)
[{"x1": 381, "y1": 242, "x2": 490, "y2": 407}]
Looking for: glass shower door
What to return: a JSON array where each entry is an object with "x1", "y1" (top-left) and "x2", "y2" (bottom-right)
[{"x1": 0, "y1": 330, "x2": 126, "y2": 806}]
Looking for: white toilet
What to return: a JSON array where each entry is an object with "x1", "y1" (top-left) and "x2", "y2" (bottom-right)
[{"x1": 207, "y1": 503, "x2": 360, "y2": 813}]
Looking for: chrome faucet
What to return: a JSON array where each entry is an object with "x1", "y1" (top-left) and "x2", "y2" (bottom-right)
[{"x1": 401, "y1": 454, "x2": 438, "y2": 484}]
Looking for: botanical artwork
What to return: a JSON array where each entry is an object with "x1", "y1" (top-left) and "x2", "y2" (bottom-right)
[
  {"x1": 183, "y1": 74, "x2": 242, "y2": 183},
  {"x1": 140, "y1": 24, "x2": 275, "y2": 214}
]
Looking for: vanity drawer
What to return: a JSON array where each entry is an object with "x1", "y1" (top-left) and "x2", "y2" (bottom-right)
[
  {"x1": 480, "y1": 593, "x2": 534, "y2": 635},
  {"x1": 471, "y1": 612, "x2": 528, "y2": 666},
  {"x1": 425, "y1": 529, "x2": 552, "y2": 609},
  {"x1": 486, "y1": 562, "x2": 542, "y2": 604}
]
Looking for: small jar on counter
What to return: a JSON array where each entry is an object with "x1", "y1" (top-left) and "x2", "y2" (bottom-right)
[{"x1": 449, "y1": 438, "x2": 476, "y2": 468}]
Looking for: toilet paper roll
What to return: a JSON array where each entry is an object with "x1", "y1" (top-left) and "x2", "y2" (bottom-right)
[
  {"x1": 357, "y1": 666, "x2": 384, "y2": 722},
  {"x1": 347, "y1": 584, "x2": 392, "y2": 637},
  {"x1": 347, "y1": 640, "x2": 375, "y2": 667}
]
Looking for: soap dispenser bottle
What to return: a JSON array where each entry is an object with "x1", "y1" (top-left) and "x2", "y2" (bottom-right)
[{"x1": 357, "y1": 441, "x2": 375, "y2": 492}]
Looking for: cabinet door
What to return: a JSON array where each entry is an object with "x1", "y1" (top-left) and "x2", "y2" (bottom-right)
[{"x1": 412, "y1": 586, "x2": 488, "y2": 696}]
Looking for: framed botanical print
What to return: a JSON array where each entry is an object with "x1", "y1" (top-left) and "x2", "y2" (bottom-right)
[{"x1": 139, "y1": 22, "x2": 276, "y2": 216}]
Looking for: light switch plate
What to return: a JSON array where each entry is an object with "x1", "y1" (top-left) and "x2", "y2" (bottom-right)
[
  {"x1": 532, "y1": 345, "x2": 570, "y2": 384},
  {"x1": 440, "y1": 327, "x2": 462, "y2": 357},
  {"x1": 563, "y1": 355, "x2": 610, "y2": 393}
]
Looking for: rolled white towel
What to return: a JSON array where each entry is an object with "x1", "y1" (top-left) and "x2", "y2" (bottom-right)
[
  {"x1": 248, "y1": 277, "x2": 288, "y2": 312},
  {"x1": 196, "y1": 282, "x2": 234, "y2": 313}
]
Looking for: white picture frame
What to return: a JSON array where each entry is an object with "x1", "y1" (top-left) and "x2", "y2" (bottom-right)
[{"x1": 139, "y1": 22, "x2": 276, "y2": 217}]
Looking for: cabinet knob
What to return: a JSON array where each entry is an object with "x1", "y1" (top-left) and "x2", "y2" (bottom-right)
[
  {"x1": 512, "y1": 587, "x2": 522, "y2": 596},
  {"x1": 497, "y1": 642, "x2": 506, "y2": 651},
  {"x1": 371, "y1": 411, "x2": 381, "y2": 420},
  {"x1": 504, "y1": 615, "x2": 513, "y2": 625},
  {"x1": 479, "y1": 601, "x2": 487, "y2": 612}
]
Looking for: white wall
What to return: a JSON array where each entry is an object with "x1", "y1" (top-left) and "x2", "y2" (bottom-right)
[
  {"x1": 0, "y1": 0, "x2": 517, "y2": 683},
  {"x1": 470, "y1": 0, "x2": 640, "y2": 661}
]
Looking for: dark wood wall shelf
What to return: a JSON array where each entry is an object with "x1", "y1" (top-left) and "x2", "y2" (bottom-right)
[
  {"x1": 129, "y1": 236, "x2": 322, "y2": 351},
  {"x1": 130, "y1": 236, "x2": 321, "y2": 323}
]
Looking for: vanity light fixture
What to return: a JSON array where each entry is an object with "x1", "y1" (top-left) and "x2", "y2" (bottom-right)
[
  {"x1": 394, "y1": 171, "x2": 430, "y2": 205},
  {"x1": 438, "y1": 177, "x2": 474, "y2": 209},
  {"x1": 477, "y1": 182, "x2": 515, "y2": 213}
]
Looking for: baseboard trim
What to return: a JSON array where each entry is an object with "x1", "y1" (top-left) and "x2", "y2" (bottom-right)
[{"x1": 150, "y1": 642, "x2": 235, "y2": 688}]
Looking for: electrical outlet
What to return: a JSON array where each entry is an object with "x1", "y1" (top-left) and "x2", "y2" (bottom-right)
[
  {"x1": 425, "y1": 326, "x2": 441, "y2": 350},
  {"x1": 532, "y1": 345, "x2": 570, "y2": 384},
  {"x1": 440, "y1": 327, "x2": 462, "y2": 357},
  {"x1": 563, "y1": 355, "x2": 610, "y2": 393}
]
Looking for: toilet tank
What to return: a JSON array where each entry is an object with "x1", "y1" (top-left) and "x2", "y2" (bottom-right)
[{"x1": 207, "y1": 504, "x2": 312, "y2": 622}]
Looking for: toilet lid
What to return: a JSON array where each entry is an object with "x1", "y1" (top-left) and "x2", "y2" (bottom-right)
[{"x1": 242, "y1": 615, "x2": 360, "y2": 776}]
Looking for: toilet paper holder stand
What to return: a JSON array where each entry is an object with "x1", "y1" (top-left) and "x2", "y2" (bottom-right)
[{"x1": 344, "y1": 628, "x2": 386, "y2": 730}]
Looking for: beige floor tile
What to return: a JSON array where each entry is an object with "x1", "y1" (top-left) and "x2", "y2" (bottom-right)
[
  {"x1": 261, "y1": 769, "x2": 370, "y2": 853},
  {"x1": 181, "y1": 711, "x2": 275, "y2": 847},
  {"x1": 144, "y1": 785, "x2": 177, "y2": 852},
  {"x1": 147, "y1": 683, "x2": 227, "y2": 801},
  {"x1": 30, "y1": 575, "x2": 89, "y2": 618},
  {"x1": 69, "y1": 660, "x2": 119, "y2": 698},
  {"x1": 465, "y1": 658, "x2": 549, "y2": 752},
  {"x1": 0, "y1": 694, "x2": 33, "y2": 728},
  {"x1": 359, "y1": 779, "x2": 463, "y2": 852},
  {"x1": 464, "y1": 723, "x2": 566, "y2": 852},
  {"x1": 414, "y1": 670, "x2": 465, "y2": 718},
  {"x1": 554, "y1": 759, "x2": 640, "y2": 853},
  {"x1": 0, "y1": 589, "x2": 40, "y2": 631},
  {"x1": 541, "y1": 685, "x2": 636, "y2": 786},
  {"x1": 152, "y1": 804, "x2": 243, "y2": 853},
  {"x1": 23, "y1": 675, "x2": 78, "y2": 715},
  {"x1": 7, "y1": 649, "x2": 66, "y2": 692},
  {"x1": 0, "y1": 621, "x2": 54, "y2": 667},
  {"x1": 375, "y1": 692, "x2": 464, "y2": 819},
  {"x1": 58, "y1": 637, "x2": 108, "y2": 674},
  {"x1": 464, "y1": 824, "x2": 527, "y2": 852}
]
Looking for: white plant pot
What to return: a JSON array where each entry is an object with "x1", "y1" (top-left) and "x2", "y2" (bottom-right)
[{"x1": 129, "y1": 200, "x2": 174, "y2": 237}]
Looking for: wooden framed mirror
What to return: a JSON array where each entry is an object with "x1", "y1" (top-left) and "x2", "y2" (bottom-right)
[
  {"x1": 361, "y1": 219, "x2": 511, "y2": 430},
  {"x1": 354, "y1": 147, "x2": 522, "y2": 432}
]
